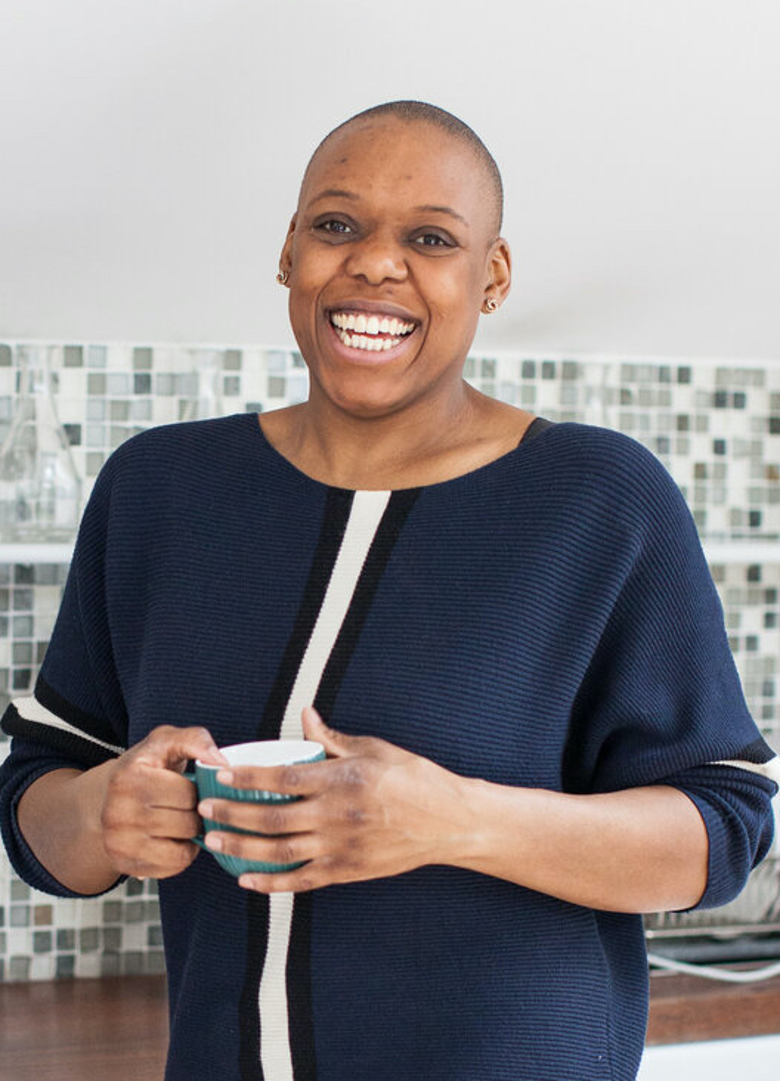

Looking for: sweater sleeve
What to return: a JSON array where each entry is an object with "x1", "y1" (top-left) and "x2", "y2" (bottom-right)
[
  {"x1": 563, "y1": 439, "x2": 777, "y2": 911},
  {"x1": 0, "y1": 457, "x2": 129, "y2": 896}
]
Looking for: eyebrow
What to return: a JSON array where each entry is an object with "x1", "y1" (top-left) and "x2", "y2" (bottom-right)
[
  {"x1": 306, "y1": 190, "x2": 469, "y2": 227},
  {"x1": 412, "y1": 204, "x2": 469, "y2": 227},
  {"x1": 308, "y1": 188, "x2": 360, "y2": 204}
]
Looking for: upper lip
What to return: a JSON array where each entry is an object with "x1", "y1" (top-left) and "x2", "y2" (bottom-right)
[{"x1": 326, "y1": 299, "x2": 421, "y2": 325}]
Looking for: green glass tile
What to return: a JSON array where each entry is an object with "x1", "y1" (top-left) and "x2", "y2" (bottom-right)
[
  {"x1": 122, "y1": 952, "x2": 145, "y2": 975},
  {"x1": 56, "y1": 955, "x2": 75, "y2": 979},
  {"x1": 12, "y1": 643, "x2": 32, "y2": 665},
  {"x1": 87, "y1": 373, "x2": 106, "y2": 394},
  {"x1": 10, "y1": 956, "x2": 31, "y2": 980},
  {"x1": 33, "y1": 931, "x2": 52, "y2": 953},
  {"x1": 10, "y1": 880, "x2": 30, "y2": 901},
  {"x1": 224, "y1": 349, "x2": 242, "y2": 370},
  {"x1": 79, "y1": 928, "x2": 99, "y2": 952},
  {"x1": 63, "y1": 346, "x2": 83, "y2": 367},
  {"x1": 103, "y1": 928, "x2": 122, "y2": 951},
  {"x1": 102, "y1": 901, "x2": 123, "y2": 923},
  {"x1": 56, "y1": 929, "x2": 75, "y2": 951},
  {"x1": 125, "y1": 902, "x2": 145, "y2": 923},
  {"x1": 10, "y1": 906, "x2": 29, "y2": 927},
  {"x1": 146, "y1": 951, "x2": 166, "y2": 975}
]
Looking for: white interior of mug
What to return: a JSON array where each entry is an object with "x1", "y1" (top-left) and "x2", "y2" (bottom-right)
[{"x1": 196, "y1": 739, "x2": 323, "y2": 769}]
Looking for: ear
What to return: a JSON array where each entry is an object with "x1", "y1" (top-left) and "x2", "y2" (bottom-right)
[
  {"x1": 278, "y1": 214, "x2": 297, "y2": 279},
  {"x1": 483, "y1": 237, "x2": 512, "y2": 310}
]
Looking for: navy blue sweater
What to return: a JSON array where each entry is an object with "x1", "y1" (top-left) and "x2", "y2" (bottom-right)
[{"x1": 0, "y1": 413, "x2": 776, "y2": 1081}]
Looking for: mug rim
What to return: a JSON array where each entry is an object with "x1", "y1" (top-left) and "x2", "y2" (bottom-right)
[{"x1": 195, "y1": 738, "x2": 324, "y2": 771}]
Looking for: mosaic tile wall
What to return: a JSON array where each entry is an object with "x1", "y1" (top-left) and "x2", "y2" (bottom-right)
[{"x1": 0, "y1": 341, "x2": 777, "y2": 979}]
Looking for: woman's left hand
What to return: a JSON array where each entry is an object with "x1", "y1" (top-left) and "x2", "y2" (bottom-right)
[{"x1": 198, "y1": 706, "x2": 474, "y2": 892}]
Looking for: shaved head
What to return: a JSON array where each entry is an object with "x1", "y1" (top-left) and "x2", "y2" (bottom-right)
[{"x1": 303, "y1": 100, "x2": 504, "y2": 238}]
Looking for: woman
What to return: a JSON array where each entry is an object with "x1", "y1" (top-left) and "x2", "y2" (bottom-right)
[{"x1": 0, "y1": 101, "x2": 776, "y2": 1081}]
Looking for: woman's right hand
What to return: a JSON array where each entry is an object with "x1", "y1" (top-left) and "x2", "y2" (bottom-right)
[{"x1": 100, "y1": 725, "x2": 227, "y2": 880}]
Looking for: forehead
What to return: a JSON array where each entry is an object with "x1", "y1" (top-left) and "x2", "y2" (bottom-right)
[{"x1": 300, "y1": 118, "x2": 491, "y2": 226}]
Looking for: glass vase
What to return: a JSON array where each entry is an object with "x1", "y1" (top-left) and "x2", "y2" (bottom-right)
[{"x1": 0, "y1": 345, "x2": 82, "y2": 542}]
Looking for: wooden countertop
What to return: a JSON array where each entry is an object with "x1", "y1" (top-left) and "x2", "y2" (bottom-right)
[{"x1": 0, "y1": 969, "x2": 777, "y2": 1080}]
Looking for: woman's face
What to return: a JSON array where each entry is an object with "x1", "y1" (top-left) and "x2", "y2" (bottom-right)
[{"x1": 280, "y1": 117, "x2": 511, "y2": 420}]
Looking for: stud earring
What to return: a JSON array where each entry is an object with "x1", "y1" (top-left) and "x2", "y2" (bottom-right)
[
  {"x1": 483, "y1": 297, "x2": 498, "y2": 313},
  {"x1": 276, "y1": 270, "x2": 290, "y2": 285}
]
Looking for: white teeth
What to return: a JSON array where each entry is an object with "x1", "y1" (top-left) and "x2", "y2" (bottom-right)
[
  {"x1": 336, "y1": 329, "x2": 403, "y2": 353},
  {"x1": 331, "y1": 311, "x2": 415, "y2": 337}
]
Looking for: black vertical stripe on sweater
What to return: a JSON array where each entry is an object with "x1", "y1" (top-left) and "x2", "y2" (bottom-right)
[
  {"x1": 255, "y1": 487, "x2": 355, "y2": 743},
  {"x1": 313, "y1": 489, "x2": 421, "y2": 722}
]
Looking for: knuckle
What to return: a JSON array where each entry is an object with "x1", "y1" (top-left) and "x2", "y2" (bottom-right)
[
  {"x1": 275, "y1": 841, "x2": 298, "y2": 866},
  {"x1": 262, "y1": 806, "x2": 288, "y2": 834},
  {"x1": 342, "y1": 762, "x2": 366, "y2": 788},
  {"x1": 281, "y1": 767, "x2": 300, "y2": 789},
  {"x1": 344, "y1": 804, "x2": 366, "y2": 825},
  {"x1": 149, "y1": 724, "x2": 176, "y2": 743}
]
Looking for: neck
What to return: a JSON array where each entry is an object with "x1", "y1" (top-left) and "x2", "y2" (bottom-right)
[{"x1": 277, "y1": 382, "x2": 481, "y2": 490}]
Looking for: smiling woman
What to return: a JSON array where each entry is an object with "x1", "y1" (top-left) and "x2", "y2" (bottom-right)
[{"x1": 0, "y1": 101, "x2": 776, "y2": 1081}]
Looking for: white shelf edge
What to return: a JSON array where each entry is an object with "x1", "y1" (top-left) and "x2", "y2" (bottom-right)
[
  {"x1": 702, "y1": 541, "x2": 779, "y2": 564},
  {"x1": 0, "y1": 543, "x2": 75, "y2": 563}
]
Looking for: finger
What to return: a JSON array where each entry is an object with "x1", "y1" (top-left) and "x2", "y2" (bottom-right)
[
  {"x1": 204, "y1": 828, "x2": 323, "y2": 869},
  {"x1": 198, "y1": 797, "x2": 314, "y2": 835},
  {"x1": 236, "y1": 857, "x2": 336, "y2": 894},
  {"x1": 145, "y1": 808, "x2": 202, "y2": 841},
  {"x1": 301, "y1": 706, "x2": 354, "y2": 758},
  {"x1": 141, "y1": 768, "x2": 200, "y2": 811},
  {"x1": 112, "y1": 838, "x2": 199, "y2": 880},
  {"x1": 217, "y1": 759, "x2": 327, "y2": 796},
  {"x1": 136, "y1": 726, "x2": 228, "y2": 772}
]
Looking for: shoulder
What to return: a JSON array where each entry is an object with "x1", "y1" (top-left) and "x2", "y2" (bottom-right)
[
  {"x1": 522, "y1": 422, "x2": 696, "y2": 553},
  {"x1": 96, "y1": 413, "x2": 255, "y2": 491},
  {"x1": 540, "y1": 421, "x2": 685, "y2": 505}
]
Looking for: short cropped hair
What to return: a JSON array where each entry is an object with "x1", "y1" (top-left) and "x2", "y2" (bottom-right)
[{"x1": 305, "y1": 100, "x2": 504, "y2": 236}]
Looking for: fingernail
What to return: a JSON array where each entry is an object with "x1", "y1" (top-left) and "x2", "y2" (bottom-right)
[
  {"x1": 198, "y1": 800, "x2": 214, "y2": 818},
  {"x1": 216, "y1": 770, "x2": 233, "y2": 785},
  {"x1": 205, "y1": 833, "x2": 223, "y2": 851}
]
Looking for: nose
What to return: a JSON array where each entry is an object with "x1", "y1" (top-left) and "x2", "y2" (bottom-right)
[{"x1": 344, "y1": 232, "x2": 407, "y2": 285}]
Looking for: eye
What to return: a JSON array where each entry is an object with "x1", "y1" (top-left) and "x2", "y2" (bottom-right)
[
  {"x1": 413, "y1": 232, "x2": 454, "y2": 249},
  {"x1": 315, "y1": 219, "x2": 354, "y2": 237}
]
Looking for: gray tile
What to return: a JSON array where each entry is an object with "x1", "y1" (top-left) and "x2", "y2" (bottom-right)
[
  {"x1": 56, "y1": 954, "x2": 75, "y2": 979},
  {"x1": 63, "y1": 346, "x2": 83, "y2": 367}
]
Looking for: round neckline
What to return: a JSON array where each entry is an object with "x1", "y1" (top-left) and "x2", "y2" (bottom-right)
[{"x1": 246, "y1": 412, "x2": 557, "y2": 495}]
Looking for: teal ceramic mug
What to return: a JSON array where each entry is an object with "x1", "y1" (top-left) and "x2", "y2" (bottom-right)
[{"x1": 185, "y1": 739, "x2": 325, "y2": 877}]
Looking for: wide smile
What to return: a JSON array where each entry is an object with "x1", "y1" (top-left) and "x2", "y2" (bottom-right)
[{"x1": 327, "y1": 309, "x2": 418, "y2": 355}]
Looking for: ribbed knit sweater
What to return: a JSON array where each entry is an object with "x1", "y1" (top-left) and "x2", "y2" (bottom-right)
[{"x1": 0, "y1": 412, "x2": 776, "y2": 1081}]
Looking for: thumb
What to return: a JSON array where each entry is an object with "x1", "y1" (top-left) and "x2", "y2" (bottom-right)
[
  {"x1": 142, "y1": 726, "x2": 228, "y2": 772},
  {"x1": 301, "y1": 706, "x2": 352, "y2": 758}
]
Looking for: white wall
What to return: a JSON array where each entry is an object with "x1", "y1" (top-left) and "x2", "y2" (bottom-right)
[{"x1": 0, "y1": 0, "x2": 777, "y2": 359}]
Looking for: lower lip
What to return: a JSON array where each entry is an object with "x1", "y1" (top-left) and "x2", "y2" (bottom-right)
[{"x1": 326, "y1": 319, "x2": 417, "y2": 363}]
